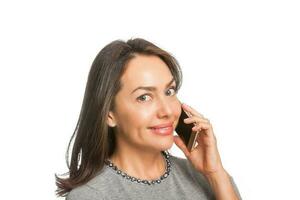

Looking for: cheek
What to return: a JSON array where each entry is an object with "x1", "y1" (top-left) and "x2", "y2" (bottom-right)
[
  {"x1": 119, "y1": 106, "x2": 152, "y2": 130},
  {"x1": 117, "y1": 98, "x2": 182, "y2": 130},
  {"x1": 172, "y1": 100, "x2": 182, "y2": 125},
  {"x1": 172, "y1": 97, "x2": 181, "y2": 113}
]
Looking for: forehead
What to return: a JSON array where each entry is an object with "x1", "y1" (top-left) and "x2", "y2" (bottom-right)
[{"x1": 120, "y1": 55, "x2": 174, "y2": 91}]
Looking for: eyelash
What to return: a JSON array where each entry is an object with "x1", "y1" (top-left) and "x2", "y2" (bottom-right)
[{"x1": 137, "y1": 86, "x2": 177, "y2": 102}]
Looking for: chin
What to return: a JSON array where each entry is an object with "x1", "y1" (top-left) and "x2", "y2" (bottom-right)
[{"x1": 156, "y1": 137, "x2": 174, "y2": 151}]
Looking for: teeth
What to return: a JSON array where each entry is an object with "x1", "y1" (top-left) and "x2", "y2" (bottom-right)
[{"x1": 153, "y1": 127, "x2": 169, "y2": 130}]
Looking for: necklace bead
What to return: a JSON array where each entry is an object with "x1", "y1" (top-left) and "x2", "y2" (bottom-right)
[{"x1": 105, "y1": 151, "x2": 171, "y2": 185}]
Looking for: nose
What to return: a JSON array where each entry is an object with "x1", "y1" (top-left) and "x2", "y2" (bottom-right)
[{"x1": 156, "y1": 97, "x2": 173, "y2": 119}]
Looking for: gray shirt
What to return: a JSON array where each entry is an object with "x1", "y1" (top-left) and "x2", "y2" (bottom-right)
[{"x1": 66, "y1": 155, "x2": 242, "y2": 200}]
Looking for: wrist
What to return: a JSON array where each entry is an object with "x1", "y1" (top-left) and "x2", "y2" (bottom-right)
[
  {"x1": 204, "y1": 168, "x2": 229, "y2": 184},
  {"x1": 204, "y1": 169, "x2": 240, "y2": 200}
]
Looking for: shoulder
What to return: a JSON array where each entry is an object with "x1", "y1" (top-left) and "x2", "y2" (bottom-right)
[
  {"x1": 169, "y1": 154, "x2": 213, "y2": 189},
  {"x1": 169, "y1": 154, "x2": 242, "y2": 199},
  {"x1": 169, "y1": 154, "x2": 207, "y2": 181},
  {"x1": 169, "y1": 154, "x2": 190, "y2": 169},
  {"x1": 66, "y1": 184, "x2": 103, "y2": 200},
  {"x1": 66, "y1": 167, "x2": 111, "y2": 200}
]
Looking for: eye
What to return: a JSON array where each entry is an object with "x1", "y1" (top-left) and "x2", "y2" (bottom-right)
[
  {"x1": 137, "y1": 94, "x2": 152, "y2": 102},
  {"x1": 136, "y1": 86, "x2": 177, "y2": 103},
  {"x1": 166, "y1": 86, "x2": 177, "y2": 96}
]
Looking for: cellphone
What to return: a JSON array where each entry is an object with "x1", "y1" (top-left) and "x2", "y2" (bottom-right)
[{"x1": 175, "y1": 106, "x2": 199, "y2": 152}]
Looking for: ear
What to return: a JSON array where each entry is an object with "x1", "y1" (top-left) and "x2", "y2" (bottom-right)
[{"x1": 107, "y1": 110, "x2": 117, "y2": 127}]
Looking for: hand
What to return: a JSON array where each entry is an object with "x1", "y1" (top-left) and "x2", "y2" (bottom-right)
[{"x1": 173, "y1": 103, "x2": 225, "y2": 176}]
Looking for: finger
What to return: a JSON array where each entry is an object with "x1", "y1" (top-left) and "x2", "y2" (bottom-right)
[
  {"x1": 192, "y1": 122, "x2": 209, "y2": 132},
  {"x1": 182, "y1": 103, "x2": 204, "y2": 118},
  {"x1": 184, "y1": 117, "x2": 210, "y2": 125},
  {"x1": 193, "y1": 123, "x2": 215, "y2": 140},
  {"x1": 173, "y1": 135, "x2": 191, "y2": 157}
]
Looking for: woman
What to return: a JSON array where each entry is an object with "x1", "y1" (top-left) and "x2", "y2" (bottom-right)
[{"x1": 55, "y1": 38, "x2": 242, "y2": 200}]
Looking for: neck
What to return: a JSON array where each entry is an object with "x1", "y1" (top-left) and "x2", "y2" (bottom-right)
[{"x1": 109, "y1": 147, "x2": 167, "y2": 180}]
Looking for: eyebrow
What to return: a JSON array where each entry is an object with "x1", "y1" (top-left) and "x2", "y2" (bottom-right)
[{"x1": 131, "y1": 78, "x2": 176, "y2": 94}]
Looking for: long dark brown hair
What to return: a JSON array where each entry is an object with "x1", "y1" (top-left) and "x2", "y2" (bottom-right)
[{"x1": 55, "y1": 38, "x2": 183, "y2": 197}]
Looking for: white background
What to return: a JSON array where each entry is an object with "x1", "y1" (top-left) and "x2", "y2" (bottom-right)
[{"x1": 0, "y1": 0, "x2": 299, "y2": 199}]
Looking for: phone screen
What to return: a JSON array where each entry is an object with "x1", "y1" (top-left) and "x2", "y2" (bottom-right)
[{"x1": 175, "y1": 107, "x2": 198, "y2": 151}]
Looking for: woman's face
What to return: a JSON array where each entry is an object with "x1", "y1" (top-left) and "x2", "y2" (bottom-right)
[{"x1": 108, "y1": 54, "x2": 181, "y2": 152}]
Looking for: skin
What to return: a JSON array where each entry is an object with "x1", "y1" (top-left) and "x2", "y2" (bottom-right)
[
  {"x1": 174, "y1": 104, "x2": 240, "y2": 199},
  {"x1": 107, "y1": 54, "x2": 239, "y2": 199},
  {"x1": 107, "y1": 54, "x2": 181, "y2": 180}
]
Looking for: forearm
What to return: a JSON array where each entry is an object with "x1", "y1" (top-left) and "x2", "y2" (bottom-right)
[{"x1": 205, "y1": 169, "x2": 240, "y2": 200}]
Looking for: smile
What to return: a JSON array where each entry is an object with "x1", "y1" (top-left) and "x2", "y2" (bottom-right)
[{"x1": 148, "y1": 126, "x2": 173, "y2": 136}]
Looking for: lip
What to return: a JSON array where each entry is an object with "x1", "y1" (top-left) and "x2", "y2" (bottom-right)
[
  {"x1": 148, "y1": 122, "x2": 174, "y2": 136},
  {"x1": 149, "y1": 122, "x2": 174, "y2": 129}
]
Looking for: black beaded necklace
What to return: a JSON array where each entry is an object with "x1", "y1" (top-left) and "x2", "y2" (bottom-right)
[{"x1": 104, "y1": 151, "x2": 171, "y2": 185}]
